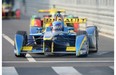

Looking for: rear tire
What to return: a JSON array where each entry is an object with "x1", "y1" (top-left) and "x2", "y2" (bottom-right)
[
  {"x1": 14, "y1": 31, "x2": 27, "y2": 57},
  {"x1": 15, "y1": 53, "x2": 26, "y2": 57},
  {"x1": 87, "y1": 26, "x2": 98, "y2": 52}
]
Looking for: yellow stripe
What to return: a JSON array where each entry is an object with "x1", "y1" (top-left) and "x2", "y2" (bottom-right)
[
  {"x1": 78, "y1": 36, "x2": 87, "y2": 55},
  {"x1": 30, "y1": 19, "x2": 35, "y2": 26},
  {"x1": 43, "y1": 38, "x2": 52, "y2": 40},
  {"x1": 66, "y1": 47, "x2": 76, "y2": 51},
  {"x1": 2, "y1": 4, "x2": 12, "y2": 7},
  {"x1": 51, "y1": 42, "x2": 54, "y2": 53},
  {"x1": 43, "y1": 18, "x2": 87, "y2": 24},
  {"x1": 38, "y1": 9, "x2": 65, "y2": 14},
  {"x1": 22, "y1": 46, "x2": 33, "y2": 51},
  {"x1": 44, "y1": 36, "x2": 52, "y2": 40}
]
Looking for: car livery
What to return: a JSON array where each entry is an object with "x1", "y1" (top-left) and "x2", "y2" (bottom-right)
[{"x1": 14, "y1": 8, "x2": 98, "y2": 57}]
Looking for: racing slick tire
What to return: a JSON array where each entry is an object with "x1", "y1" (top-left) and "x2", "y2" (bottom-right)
[
  {"x1": 14, "y1": 31, "x2": 27, "y2": 57},
  {"x1": 76, "y1": 31, "x2": 89, "y2": 57},
  {"x1": 87, "y1": 26, "x2": 98, "y2": 52}
]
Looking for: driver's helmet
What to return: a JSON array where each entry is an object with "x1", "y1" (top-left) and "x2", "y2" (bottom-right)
[
  {"x1": 53, "y1": 12, "x2": 63, "y2": 21},
  {"x1": 52, "y1": 21, "x2": 63, "y2": 32},
  {"x1": 55, "y1": 12, "x2": 62, "y2": 17}
]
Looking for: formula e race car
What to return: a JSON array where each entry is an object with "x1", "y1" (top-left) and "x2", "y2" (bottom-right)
[
  {"x1": 14, "y1": 8, "x2": 98, "y2": 57},
  {"x1": 2, "y1": 0, "x2": 21, "y2": 19}
]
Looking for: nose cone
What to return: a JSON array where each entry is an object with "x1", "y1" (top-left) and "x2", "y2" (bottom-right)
[{"x1": 44, "y1": 32, "x2": 53, "y2": 40}]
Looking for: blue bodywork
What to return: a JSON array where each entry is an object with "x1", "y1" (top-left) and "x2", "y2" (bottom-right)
[{"x1": 15, "y1": 21, "x2": 98, "y2": 57}]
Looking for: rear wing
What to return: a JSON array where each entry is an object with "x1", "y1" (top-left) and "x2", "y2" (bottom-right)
[{"x1": 38, "y1": 8, "x2": 65, "y2": 14}]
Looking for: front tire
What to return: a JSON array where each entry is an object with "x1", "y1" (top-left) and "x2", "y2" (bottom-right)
[
  {"x1": 14, "y1": 31, "x2": 27, "y2": 57},
  {"x1": 76, "y1": 31, "x2": 89, "y2": 57},
  {"x1": 87, "y1": 26, "x2": 98, "y2": 52}
]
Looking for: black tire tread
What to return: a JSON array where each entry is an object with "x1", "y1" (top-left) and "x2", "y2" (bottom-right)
[
  {"x1": 87, "y1": 26, "x2": 98, "y2": 52},
  {"x1": 14, "y1": 31, "x2": 27, "y2": 57}
]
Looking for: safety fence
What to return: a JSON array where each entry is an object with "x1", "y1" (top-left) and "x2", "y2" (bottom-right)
[{"x1": 24, "y1": 0, "x2": 114, "y2": 36}]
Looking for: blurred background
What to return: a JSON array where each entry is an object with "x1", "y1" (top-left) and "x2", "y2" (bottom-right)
[{"x1": 2, "y1": 0, "x2": 114, "y2": 36}]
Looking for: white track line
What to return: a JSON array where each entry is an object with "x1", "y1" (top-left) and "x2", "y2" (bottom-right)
[
  {"x1": 2, "y1": 60, "x2": 114, "y2": 63},
  {"x1": 2, "y1": 67, "x2": 18, "y2": 75},
  {"x1": 109, "y1": 66, "x2": 114, "y2": 70},
  {"x1": 99, "y1": 33, "x2": 114, "y2": 39},
  {"x1": 2, "y1": 33, "x2": 113, "y2": 63},
  {"x1": 2, "y1": 34, "x2": 14, "y2": 46},
  {"x1": 96, "y1": 52, "x2": 109, "y2": 55},
  {"x1": 2, "y1": 33, "x2": 36, "y2": 62},
  {"x1": 26, "y1": 54, "x2": 36, "y2": 62},
  {"x1": 52, "y1": 67, "x2": 82, "y2": 75}
]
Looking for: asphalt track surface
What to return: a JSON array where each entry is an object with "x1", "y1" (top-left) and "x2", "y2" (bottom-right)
[{"x1": 2, "y1": 18, "x2": 114, "y2": 75}]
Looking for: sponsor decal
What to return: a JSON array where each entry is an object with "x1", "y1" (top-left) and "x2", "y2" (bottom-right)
[{"x1": 43, "y1": 18, "x2": 87, "y2": 23}]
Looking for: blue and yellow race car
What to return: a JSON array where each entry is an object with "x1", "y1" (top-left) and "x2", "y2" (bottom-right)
[
  {"x1": 14, "y1": 9, "x2": 98, "y2": 57},
  {"x1": 2, "y1": 0, "x2": 21, "y2": 19}
]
